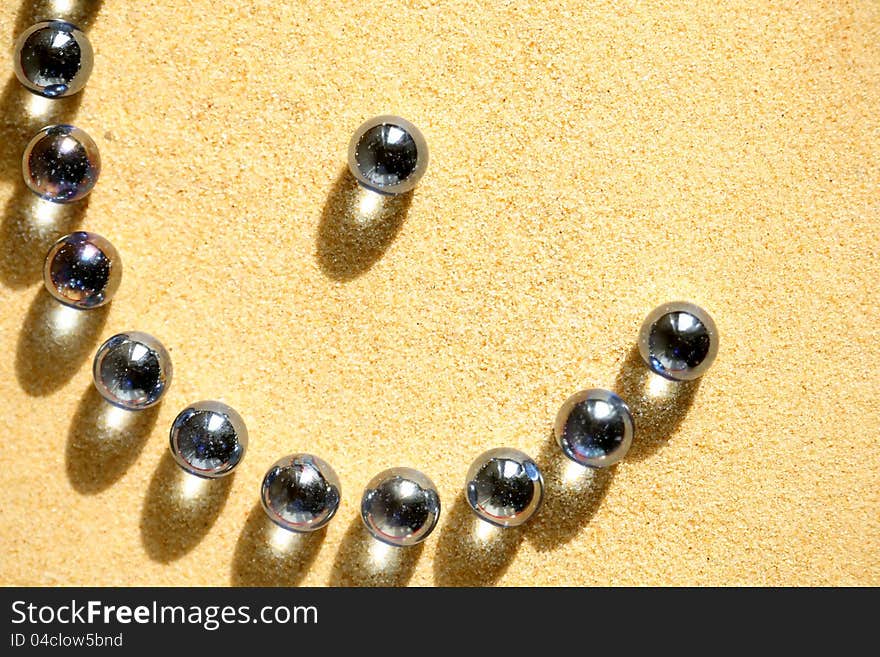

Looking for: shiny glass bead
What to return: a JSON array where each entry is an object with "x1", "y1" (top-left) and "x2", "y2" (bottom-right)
[
  {"x1": 347, "y1": 115, "x2": 428, "y2": 195},
  {"x1": 92, "y1": 332, "x2": 172, "y2": 410},
  {"x1": 23, "y1": 125, "x2": 100, "y2": 203},
  {"x1": 554, "y1": 389, "x2": 634, "y2": 467},
  {"x1": 43, "y1": 231, "x2": 121, "y2": 309},
  {"x1": 360, "y1": 467, "x2": 440, "y2": 547},
  {"x1": 638, "y1": 302, "x2": 719, "y2": 381},
  {"x1": 261, "y1": 454, "x2": 341, "y2": 533},
  {"x1": 465, "y1": 448, "x2": 543, "y2": 527},
  {"x1": 13, "y1": 20, "x2": 93, "y2": 98},
  {"x1": 170, "y1": 401, "x2": 248, "y2": 478}
]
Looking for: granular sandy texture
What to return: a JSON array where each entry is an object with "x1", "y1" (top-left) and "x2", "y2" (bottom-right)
[{"x1": 0, "y1": 0, "x2": 878, "y2": 586}]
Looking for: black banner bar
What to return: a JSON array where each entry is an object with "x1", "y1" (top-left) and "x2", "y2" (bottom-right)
[{"x1": 0, "y1": 587, "x2": 864, "y2": 652}]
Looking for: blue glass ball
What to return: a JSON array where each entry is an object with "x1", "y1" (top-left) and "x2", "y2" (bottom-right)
[
  {"x1": 638, "y1": 302, "x2": 719, "y2": 381},
  {"x1": 465, "y1": 448, "x2": 543, "y2": 527},
  {"x1": 170, "y1": 401, "x2": 248, "y2": 478},
  {"x1": 13, "y1": 20, "x2": 93, "y2": 98},
  {"x1": 23, "y1": 125, "x2": 100, "y2": 203},
  {"x1": 261, "y1": 454, "x2": 341, "y2": 533},
  {"x1": 361, "y1": 467, "x2": 440, "y2": 546},
  {"x1": 555, "y1": 389, "x2": 634, "y2": 467},
  {"x1": 92, "y1": 332, "x2": 172, "y2": 410},
  {"x1": 348, "y1": 115, "x2": 429, "y2": 195},
  {"x1": 43, "y1": 231, "x2": 121, "y2": 309}
]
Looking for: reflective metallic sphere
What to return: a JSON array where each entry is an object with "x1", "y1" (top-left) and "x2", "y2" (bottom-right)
[
  {"x1": 555, "y1": 389, "x2": 634, "y2": 468},
  {"x1": 465, "y1": 448, "x2": 543, "y2": 527},
  {"x1": 13, "y1": 20, "x2": 93, "y2": 98},
  {"x1": 43, "y1": 231, "x2": 121, "y2": 309},
  {"x1": 638, "y1": 302, "x2": 719, "y2": 381},
  {"x1": 348, "y1": 115, "x2": 428, "y2": 195},
  {"x1": 261, "y1": 454, "x2": 341, "y2": 533},
  {"x1": 360, "y1": 467, "x2": 440, "y2": 547},
  {"x1": 23, "y1": 125, "x2": 101, "y2": 203},
  {"x1": 170, "y1": 401, "x2": 248, "y2": 478},
  {"x1": 93, "y1": 332, "x2": 172, "y2": 410}
]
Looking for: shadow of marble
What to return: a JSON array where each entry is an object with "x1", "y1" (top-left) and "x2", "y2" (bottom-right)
[
  {"x1": 140, "y1": 452, "x2": 234, "y2": 563},
  {"x1": 0, "y1": 181, "x2": 89, "y2": 288},
  {"x1": 230, "y1": 503, "x2": 326, "y2": 586},
  {"x1": 328, "y1": 516, "x2": 424, "y2": 587},
  {"x1": 15, "y1": 287, "x2": 108, "y2": 395},
  {"x1": 65, "y1": 386, "x2": 159, "y2": 494},
  {"x1": 526, "y1": 430, "x2": 615, "y2": 552},
  {"x1": 13, "y1": 0, "x2": 105, "y2": 39},
  {"x1": 0, "y1": 76, "x2": 85, "y2": 186},
  {"x1": 613, "y1": 345, "x2": 701, "y2": 462},
  {"x1": 432, "y1": 496, "x2": 524, "y2": 586},
  {"x1": 315, "y1": 168, "x2": 412, "y2": 281}
]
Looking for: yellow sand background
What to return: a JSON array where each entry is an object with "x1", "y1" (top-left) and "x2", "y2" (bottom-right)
[{"x1": 0, "y1": 0, "x2": 878, "y2": 586}]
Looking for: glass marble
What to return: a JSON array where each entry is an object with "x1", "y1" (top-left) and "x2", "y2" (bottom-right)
[
  {"x1": 92, "y1": 332, "x2": 172, "y2": 410},
  {"x1": 465, "y1": 448, "x2": 543, "y2": 528},
  {"x1": 23, "y1": 125, "x2": 100, "y2": 203},
  {"x1": 43, "y1": 231, "x2": 121, "y2": 309},
  {"x1": 347, "y1": 115, "x2": 428, "y2": 195},
  {"x1": 170, "y1": 401, "x2": 248, "y2": 478},
  {"x1": 638, "y1": 302, "x2": 719, "y2": 381},
  {"x1": 261, "y1": 454, "x2": 341, "y2": 533},
  {"x1": 554, "y1": 389, "x2": 634, "y2": 468},
  {"x1": 13, "y1": 20, "x2": 93, "y2": 98},
  {"x1": 360, "y1": 467, "x2": 440, "y2": 547}
]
